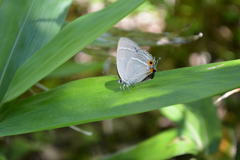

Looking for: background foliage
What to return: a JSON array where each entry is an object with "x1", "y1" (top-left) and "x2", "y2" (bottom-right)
[{"x1": 0, "y1": 0, "x2": 240, "y2": 159}]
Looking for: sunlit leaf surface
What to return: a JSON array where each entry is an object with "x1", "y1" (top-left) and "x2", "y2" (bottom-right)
[{"x1": 0, "y1": 60, "x2": 239, "y2": 136}]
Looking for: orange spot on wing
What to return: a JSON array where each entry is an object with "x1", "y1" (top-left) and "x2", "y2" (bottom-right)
[
  {"x1": 147, "y1": 61, "x2": 154, "y2": 66},
  {"x1": 149, "y1": 68, "x2": 156, "y2": 73}
]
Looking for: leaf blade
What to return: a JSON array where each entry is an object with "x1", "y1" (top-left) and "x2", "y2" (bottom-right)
[
  {"x1": 0, "y1": 60, "x2": 239, "y2": 136},
  {"x1": 161, "y1": 98, "x2": 221, "y2": 154},
  {"x1": 0, "y1": 0, "x2": 72, "y2": 102},
  {"x1": 103, "y1": 129, "x2": 198, "y2": 160},
  {"x1": 3, "y1": 0, "x2": 145, "y2": 103}
]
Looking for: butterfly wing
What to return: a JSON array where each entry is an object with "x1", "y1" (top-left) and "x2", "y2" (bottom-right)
[
  {"x1": 118, "y1": 37, "x2": 141, "y2": 50},
  {"x1": 125, "y1": 50, "x2": 153, "y2": 84},
  {"x1": 117, "y1": 38, "x2": 140, "y2": 84},
  {"x1": 117, "y1": 37, "x2": 154, "y2": 85}
]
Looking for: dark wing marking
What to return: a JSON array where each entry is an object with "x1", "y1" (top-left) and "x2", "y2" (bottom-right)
[{"x1": 141, "y1": 71, "x2": 156, "y2": 82}]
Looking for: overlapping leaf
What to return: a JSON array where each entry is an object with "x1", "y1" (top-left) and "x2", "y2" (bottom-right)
[
  {"x1": 2, "y1": 0, "x2": 145, "y2": 103},
  {"x1": 0, "y1": 0, "x2": 72, "y2": 102}
]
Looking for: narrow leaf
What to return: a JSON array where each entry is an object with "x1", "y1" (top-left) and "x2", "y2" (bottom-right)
[
  {"x1": 0, "y1": 0, "x2": 72, "y2": 102},
  {"x1": 103, "y1": 129, "x2": 198, "y2": 160},
  {"x1": 161, "y1": 98, "x2": 221, "y2": 154},
  {"x1": 3, "y1": 0, "x2": 145, "y2": 103},
  {"x1": 0, "y1": 60, "x2": 239, "y2": 136}
]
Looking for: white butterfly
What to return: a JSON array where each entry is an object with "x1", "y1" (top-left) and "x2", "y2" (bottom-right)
[{"x1": 116, "y1": 37, "x2": 158, "y2": 87}]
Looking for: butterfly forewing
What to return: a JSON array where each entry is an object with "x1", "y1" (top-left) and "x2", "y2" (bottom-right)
[{"x1": 117, "y1": 37, "x2": 156, "y2": 85}]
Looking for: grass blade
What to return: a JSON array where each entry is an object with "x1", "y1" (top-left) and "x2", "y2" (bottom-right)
[
  {"x1": 161, "y1": 98, "x2": 221, "y2": 154},
  {"x1": 103, "y1": 129, "x2": 198, "y2": 160},
  {"x1": 3, "y1": 0, "x2": 145, "y2": 103},
  {"x1": 0, "y1": 60, "x2": 239, "y2": 136},
  {"x1": 0, "y1": 0, "x2": 72, "y2": 102}
]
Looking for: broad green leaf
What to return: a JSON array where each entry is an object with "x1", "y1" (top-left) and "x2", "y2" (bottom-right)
[
  {"x1": 103, "y1": 129, "x2": 198, "y2": 160},
  {"x1": 0, "y1": 0, "x2": 72, "y2": 102},
  {"x1": 0, "y1": 60, "x2": 239, "y2": 136},
  {"x1": 47, "y1": 61, "x2": 103, "y2": 78},
  {"x1": 2, "y1": 0, "x2": 145, "y2": 103},
  {"x1": 161, "y1": 98, "x2": 221, "y2": 154}
]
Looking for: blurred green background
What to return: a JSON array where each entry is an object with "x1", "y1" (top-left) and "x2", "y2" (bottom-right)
[{"x1": 0, "y1": 0, "x2": 239, "y2": 159}]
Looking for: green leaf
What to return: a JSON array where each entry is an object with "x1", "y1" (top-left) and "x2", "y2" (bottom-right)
[
  {"x1": 0, "y1": 0, "x2": 72, "y2": 102},
  {"x1": 104, "y1": 99, "x2": 218, "y2": 160},
  {"x1": 2, "y1": 0, "x2": 145, "y2": 103},
  {"x1": 0, "y1": 60, "x2": 239, "y2": 136},
  {"x1": 0, "y1": 155, "x2": 6, "y2": 160},
  {"x1": 103, "y1": 129, "x2": 198, "y2": 160},
  {"x1": 161, "y1": 98, "x2": 221, "y2": 154}
]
